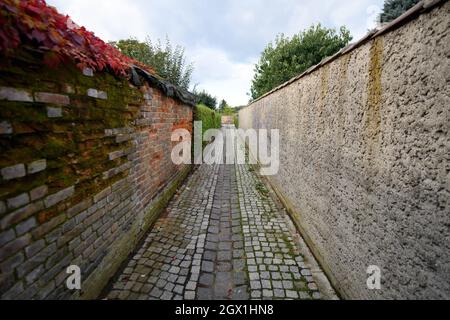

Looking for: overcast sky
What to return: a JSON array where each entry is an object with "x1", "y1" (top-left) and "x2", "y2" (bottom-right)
[{"x1": 47, "y1": 0, "x2": 384, "y2": 106}]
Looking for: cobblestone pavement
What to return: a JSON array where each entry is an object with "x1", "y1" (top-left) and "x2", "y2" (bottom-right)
[{"x1": 106, "y1": 130, "x2": 329, "y2": 300}]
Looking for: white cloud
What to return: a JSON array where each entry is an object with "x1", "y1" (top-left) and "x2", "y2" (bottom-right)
[
  {"x1": 328, "y1": 0, "x2": 383, "y2": 40},
  {"x1": 190, "y1": 46, "x2": 256, "y2": 106},
  {"x1": 47, "y1": 0, "x2": 148, "y2": 41},
  {"x1": 46, "y1": 0, "x2": 384, "y2": 106}
]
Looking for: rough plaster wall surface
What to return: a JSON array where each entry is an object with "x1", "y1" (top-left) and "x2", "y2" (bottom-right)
[
  {"x1": 0, "y1": 49, "x2": 193, "y2": 299},
  {"x1": 239, "y1": 3, "x2": 450, "y2": 299}
]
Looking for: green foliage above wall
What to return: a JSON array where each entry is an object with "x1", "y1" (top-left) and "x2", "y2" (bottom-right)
[
  {"x1": 251, "y1": 24, "x2": 352, "y2": 100},
  {"x1": 379, "y1": 0, "x2": 421, "y2": 23},
  {"x1": 218, "y1": 99, "x2": 235, "y2": 115},
  {"x1": 194, "y1": 104, "x2": 221, "y2": 144},
  {"x1": 111, "y1": 36, "x2": 194, "y2": 90},
  {"x1": 194, "y1": 90, "x2": 217, "y2": 110}
]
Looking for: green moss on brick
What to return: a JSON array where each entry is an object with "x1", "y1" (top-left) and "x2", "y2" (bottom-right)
[
  {"x1": 0, "y1": 101, "x2": 48, "y2": 122},
  {"x1": 40, "y1": 137, "x2": 76, "y2": 159}
]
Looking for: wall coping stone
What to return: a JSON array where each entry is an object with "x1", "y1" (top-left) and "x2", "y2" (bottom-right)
[{"x1": 131, "y1": 66, "x2": 196, "y2": 107}]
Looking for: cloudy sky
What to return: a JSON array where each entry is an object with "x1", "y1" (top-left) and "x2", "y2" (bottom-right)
[{"x1": 47, "y1": 0, "x2": 384, "y2": 106}]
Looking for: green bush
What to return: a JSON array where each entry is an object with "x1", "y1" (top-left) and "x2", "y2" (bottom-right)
[
  {"x1": 234, "y1": 114, "x2": 239, "y2": 128},
  {"x1": 195, "y1": 104, "x2": 222, "y2": 146},
  {"x1": 215, "y1": 113, "x2": 222, "y2": 128}
]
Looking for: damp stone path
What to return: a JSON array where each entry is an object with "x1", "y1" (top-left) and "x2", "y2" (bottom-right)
[{"x1": 106, "y1": 129, "x2": 333, "y2": 300}]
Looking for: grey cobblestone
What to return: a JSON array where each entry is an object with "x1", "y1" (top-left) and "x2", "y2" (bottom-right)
[{"x1": 105, "y1": 128, "x2": 326, "y2": 300}]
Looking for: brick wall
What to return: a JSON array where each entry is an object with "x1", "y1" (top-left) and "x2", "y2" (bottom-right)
[{"x1": 0, "y1": 48, "x2": 193, "y2": 299}]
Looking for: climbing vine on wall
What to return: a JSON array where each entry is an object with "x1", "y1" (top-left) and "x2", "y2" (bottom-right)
[{"x1": 0, "y1": 0, "x2": 152, "y2": 76}]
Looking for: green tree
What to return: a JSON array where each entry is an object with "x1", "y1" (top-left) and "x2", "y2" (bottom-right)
[
  {"x1": 250, "y1": 24, "x2": 352, "y2": 100},
  {"x1": 379, "y1": 0, "x2": 420, "y2": 23},
  {"x1": 218, "y1": 99, "x2": 234, "y2": 115},
  {"x1": 218, "y1": 99, "x2": 227, "y2": 112},
  {"x1": 194, "y1": 89, "x2": 217, "y2": 109},
  {"x1": 222, "y1": 106, "x2": 235, "y2": 116},
  {"x1": 111, "y1": 36, "x2": 194, "y2": 90}
]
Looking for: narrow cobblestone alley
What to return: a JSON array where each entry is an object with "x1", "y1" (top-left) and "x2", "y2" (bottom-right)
[
  {"x1": 106, "y1": 129, "x2": 333, "y2": 300},
  {"x1": 0, "y1": 0, "x2": 448, "y2": 303}
]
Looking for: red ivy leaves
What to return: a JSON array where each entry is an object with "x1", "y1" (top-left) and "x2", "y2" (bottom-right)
[{"x1": 0, "y1": 0, "x2": 153, "y2": 77}]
